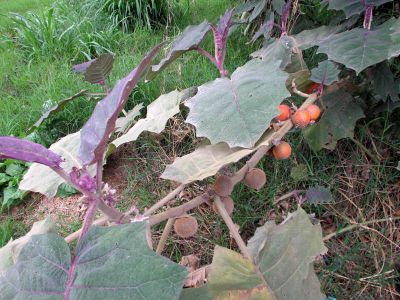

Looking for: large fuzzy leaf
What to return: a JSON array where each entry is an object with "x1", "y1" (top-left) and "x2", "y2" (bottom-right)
[
  {"x1": 0, "y1": 217, "x2": 56, "y2": 273},
  {"x1": 317, "y1": 26, "x2": 392, "y2": 74},
  {"x1": 325, "y1": 0, "x2": 393, "y2": 18},
  {"x1": 73, "y1": 53, "x2": 114, "y2": 84},
  {"x1": 310, "y1": 60, "x2": 340, "y2": 85},
  {"x1": 29, "y1": 90, "x2": 88, "y2": 132},
  {"x1": 182, "y1": 208, "x2": 327, "y2": 299},
  {"x1": 147, "y1": 21, "x2": 211, "y2": 81},
  {"x1": 303, "y1": 89, "x2": 364, "y2": 151},
  {"x1": 0, "y1": 137, "x2": 62, "y2": 168},
  {"x1": 370, "y1": 62, "x2": 399, "y2": 102},
  {"x1": 185, "y1": 59, "x2": 289, "y2": 148},
  {"x1": 112, "y1": 90, "x2": 184, "y2": 148},
  {"x1": 79, "y1": 43, "x2": 164, "y2": 166},
  {"x1": 389, "y1": 17, "x2": 400, "y2": 58},
  {"x1": 0, "y1": 223, "x2": 187, "y2": 299},
  {"x1": 19, "y1": 132, "x2": 95, "y2": 198}
]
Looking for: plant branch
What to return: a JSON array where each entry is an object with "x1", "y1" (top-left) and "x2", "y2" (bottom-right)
[
  {"x1": 78, "y1": 198, "x2": 98, "y2": 242},
  {"x1": 195, "y1": 47, "x2": 220, "y2": 70},
  {"x1": 214, "y1": 196, "x2": 253, "y2": 261},
  {"x1": 156, "y1": 218, "x2": 175, "y2": 254},
  {"x1": 144, "y1": 184, "x2": 186, "y2": 216}
]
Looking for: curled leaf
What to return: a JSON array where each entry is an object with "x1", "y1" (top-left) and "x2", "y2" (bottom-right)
[{"x1": 73, "y1": 53, "x2": 114, "y2": 84}]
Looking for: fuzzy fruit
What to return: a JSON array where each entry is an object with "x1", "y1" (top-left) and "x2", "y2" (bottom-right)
[
  {"x1": 272, "y1": 142, "x2": 292, "y2": 160},
  {"x1": 292, "y1": 109, "x2": 311, "y2": 128},
  {"x1": 213, "y1": 196, "x2": 234, "y2": 216},
  {"x1": 213, "y1": 175, "x2": 234, "y2": 197},
  {"x1": 174, "y1": 215, "x2": 198, "y2": 238},
  {"x1": 276, "y1": 104, "x2": 291, "y2": 121},
  {"x1": 244, "y1": 168, "x2": 266, "y2": 190},
  {"x1": 305, "y1": 104, "x2": 321, "y2": 121},
  {"x1": 306, "y1": 82, "x2": 320, "y2": 94}
]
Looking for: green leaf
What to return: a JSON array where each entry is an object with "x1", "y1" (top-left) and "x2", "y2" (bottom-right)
[
  {"x1": 147, "y1": 21, "x2": 211, "y2": 81},
  {"x1": 180, "y1": 285, "x2": 212, "y2": 300},
  {"x1": 3, "y1": 185, "x2": 24, "y2": 207},
  {"x1": 249, "y1": 0, "x2": 266, "y2": 22},
  {"x1": 5, "y1": 163, "x2": 24, "y2": 177},
  {"x1": 303, "y1": 89, "x2": 364, "y2": 151},
  {"x1": 293, "y1": 25, "x2": 342, "y2": 50},
  {"x1": 0, "y1": 216, "x2": 56, "y2": 273},
  {"x1": 0, "y1": 223, "x2": 187, "y2": 299},
  {"x1": 305, "y1": 185, "x2": 333, "y2": 204},
  {"x1": 310, "y1": 60, "x2": 340, "y2": 85},
  {"x1": 326, "y1": 0, "x2": 392, "y2": 18},
  {"x1": 370, "y1": 62, "x2": 399, "y2": 102},
  {"x1": 0, "y1": 173, "x2": 10, "y2": 186},
  {"x1": 389, "y1": 18, "x2": 400, "y2": 58},
  {"x1": 28, "y1": 90, "x2": 88, "y2": 133},
  {"x1": 186, "y1": 59, "x2": 289, "y2": 148},
  {"x1": 272, "y1": 0, "x2": 285, "y2": 15},
  {"x1": 317, "y1": 27, "x2": 392, "y2": 74},
  {"x1": 112, "y1": 90, "x2": 184, "y2": 148},
  {"x1": 290, "y1": 164, "x2": 309, "y2": 182},
  {"x1": 19, "y1": 132, "x2": 96, "y2": 198},
  {"x1": 115, "y1": 103, "x2": 144, "y2": 133},
  {"x1": 56, "y1": 183, "x2": 78, "y2": 198}
]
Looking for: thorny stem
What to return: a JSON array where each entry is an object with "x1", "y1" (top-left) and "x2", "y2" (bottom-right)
[
  {"x1": 363, "y1": 6, "x2": 373, "y2": 30},
  {"x1": 214, "y1": 196, "x2": 253, "y2": 261},
  {"x1": 156, "y1": 218, "x2": 175, "y2": 254},
  {"x1": 281, "y1": 0, "x2": 293, "y2": 36}
]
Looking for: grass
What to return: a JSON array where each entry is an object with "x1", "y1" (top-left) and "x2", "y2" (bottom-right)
[
  {"x1": 0, "y1": 0, "x2": 400, "y2": 298},
  {"x1": 0, "y1": 0, "x2": 52, "y2": 28}
]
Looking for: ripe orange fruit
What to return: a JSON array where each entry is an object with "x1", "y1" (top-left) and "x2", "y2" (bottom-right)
[
  {"x1": 305, "y1": 104, "x2": 321, "y2": 121},
  {"x1": 292, "y1": 109, "x2": 311, "y2": 128},
  {"x1": 306, "y1": 82, "x2": 320, "y2": 94},
  {"x1": 272, "y1": 142, "x2": 292, "y2": 160},
  {"x1": 276, "y1": 104, "x2": 291, "y2": 121}
]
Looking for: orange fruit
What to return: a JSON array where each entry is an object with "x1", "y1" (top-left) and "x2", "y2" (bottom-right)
[
  {"x1": 306, "y1": 82, "x2": 320, "y2": 94},
  {"x1": 292, "y1": 109, "x2": 311, "y2": 128},
  {"x1": 276, "y1": 104, "x2": 291, "y2": 121},
  {"x1": 272, "y1": 142, "x2": 292, "y2": 160},
  {"x1": 305, "y1": 104, "x2": 321, "y2": 121}
]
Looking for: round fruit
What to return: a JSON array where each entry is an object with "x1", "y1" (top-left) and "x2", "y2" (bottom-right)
[
  {"x1": 174, "y1": 215, "x2": 198, "y2": 238},
  {"x1": 292, "y1": 109, "x2": 311, "y2": 128},
  {"x1": 276, "y1": 104, "x2": 291, "y2": 121},
  {"x1": 213, "y1": 175, "x2": 234, "y2": 197},
  {"x1": 213, "y1": 196, "x2": 234, "y2": 216},
  {"x1": 305, "y1": 104, "x2": 321, "y2": 121},
  {"x1": 306, "y1": 82, "x2": 320, "y2": 94},
  {"x1": 272, "y1": 142, "x2": 292, "y2": 160},
  {"x1": 244, "y1": 168, "x2": 266, "y2": 190}
]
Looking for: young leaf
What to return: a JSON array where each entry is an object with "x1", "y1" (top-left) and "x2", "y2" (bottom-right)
[
  {"x1": 0, "y1": 223, "x2": 187, "y2": 299},
  {"x1": 211, "y1": 9, "x2": 234, "y2": 67},
  {"x1": 305, "y1": 185, "x2": 333, "y2": 204},
  {"x1": 147, "y1": 21, "x2": 211, "y2": 81},
  {"x1": 79, "y1": 43, "x2": 164, "y2": 166},
  {"x1": 112, "y1": 90, "x2": 184, "y2": 148},
  {"x1": 0, "y1": 137, "x2": 63, "y2": 168},
  {"x1": 0, "y1": 216, "x2": 56, "y2": 272},
  {"x1": 186, "y1": 59, "x2": 289, "y2": 148},
  {"x1": 325, "y1": 0, "x2": 392, "y2": 18},
  {"x1": 19, "y1": 132, "x2": 95, "y2": 198},
  {"x1": 115, "y1": 103, "x2": 144, "y2": 133},
  {"x1": 28, "y1": 90, "x2": 88, "y2": 132},
  {"x1": 317, "y1": 26, "x2": 392, "y2": 74},
  {"x1": 73, "y1": 53, "x2": 114, "y2": 84},
  {"x1": 310, "y1": 60, "x2": 340, "y2": 85},
  {"x1": 303, "y1": 89, "x2": 364, "y2": 151}
]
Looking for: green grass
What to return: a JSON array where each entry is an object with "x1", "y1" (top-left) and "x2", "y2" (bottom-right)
[{"x1": 0, "y1": 0, "x2": 52, "y2": 28}]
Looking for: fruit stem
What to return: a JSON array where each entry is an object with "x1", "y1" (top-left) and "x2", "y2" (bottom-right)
[{"x1": 156, "y1": 218, "x2": 175, "y2": 254}]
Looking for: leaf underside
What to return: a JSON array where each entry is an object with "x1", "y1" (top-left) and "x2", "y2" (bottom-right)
[
  {"x1": 303, "y1": 89, "x2": 365, "y2": 151},
  {"x1": 0, "y1": 223, "x2": 187, "y2": 299},
  {"x1": 186, "y1": 58, "x2": 289, "y2": 148}
]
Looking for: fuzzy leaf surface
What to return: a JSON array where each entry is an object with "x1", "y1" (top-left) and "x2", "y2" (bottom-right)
[
  {"x1": 147, "y1": 21, "x2": 211, "y2": 80},
  {"x1": 29, "y1": 90, "x2": 88, "y2": 132},
  {"x1": 325, "y1": 0, "x2": 392, "y2": 17},
  {"x1": 186, "y1": 59, "x2": 289, "y2": 148},
  {"x1": 73, "y1": 53, "x2": 114, "y2": 84},
  {"x1": 370, "y1": 62, "x2": 399, "y2": 102},
  {"x1": 303, "y1": 90, "x2": 364, "y2": 151},
  {"x1": 112, "y1": 90, "x2": 183, "y2": 148},
  {"x1": 79, "y1": 44, "x2": 164, "y2": 165},
  {"x1": 317, "y1": 27, "x2": 392, "y2": 74},
  {"x1": 310, "y1": 60, "x2": 340, "y2": 85},
  {"x1": 293, "y1": 25, "x2": 343, "y2": 50},
  {"x1": 0, "y1": 137, "x2": 62, "y2": 168},
  {"x1": 19, "y1": 132, "x2": 95, "y2": 198},
  {"x1": 0, "y1": 216, "x2": 56, "y2": 273},
  {"x1": 0, "y1": 223, "x2": 187, "y2": 299}
]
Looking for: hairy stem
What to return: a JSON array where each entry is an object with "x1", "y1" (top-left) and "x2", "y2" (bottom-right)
[
  {"x1": 281, "y1": 0, "x2": 293, "y2": 35},
  {"x1": 363, "y1": 6, "x2": 373, "y2": 30},
  {"x1": 78, "y1": 199, "x2": 98, "y2": 242},
  {"x1": 144, "y1": 184, "x2": 186, "y2": 216},
  {"x1": 214, "y1": 196, "x2": 253, "y2": 261},
  {"x1": 156, "y1": 218, "x2": 175, "y2": 254}
]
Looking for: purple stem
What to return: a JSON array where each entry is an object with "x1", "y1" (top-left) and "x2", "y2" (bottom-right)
[
  {"x1": 195, "y1": 47, "x2": 219, "y2": 69},
  {"x1": 363, "y1": 6, "x2": 373, "y2": 30},
  {"x1": 281, "y1": 0, "x2": 293, "y2": 36},
  {"x1": 77, "y1": 198, "x2": 98, "y2": 243}
]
